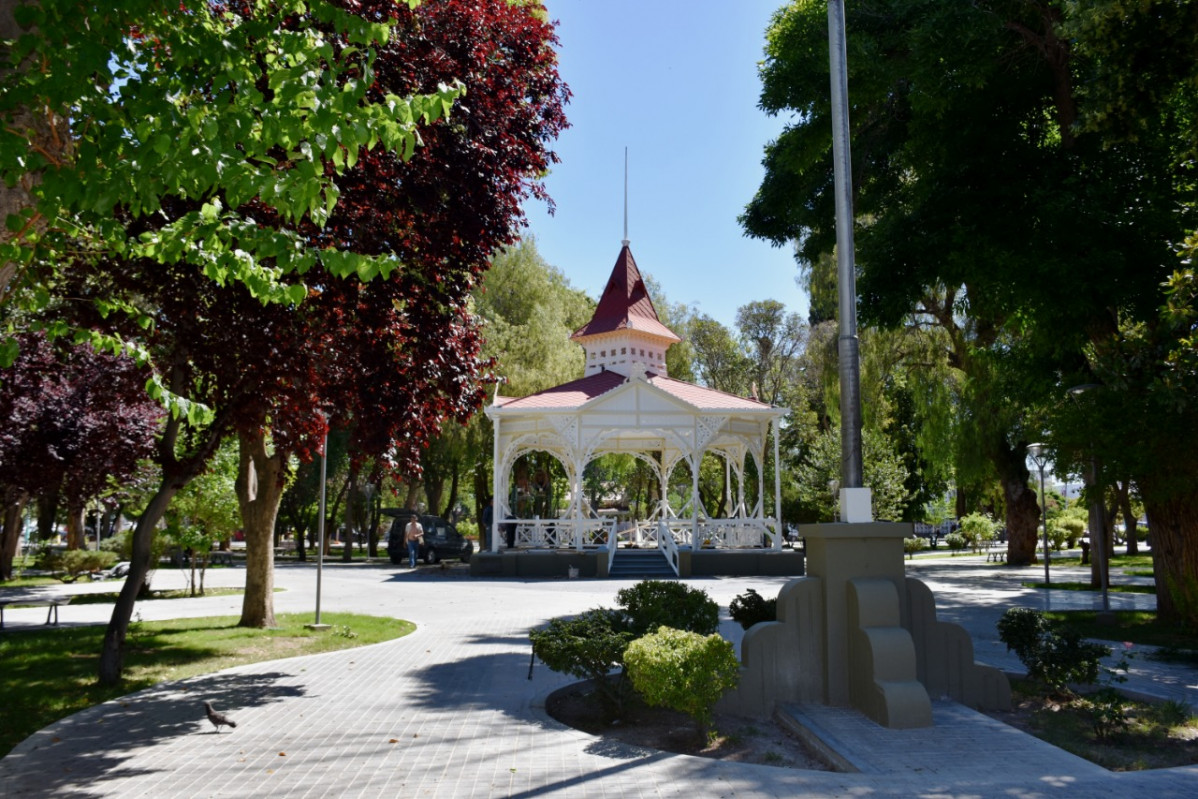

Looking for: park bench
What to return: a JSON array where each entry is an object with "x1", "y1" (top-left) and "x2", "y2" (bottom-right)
[
  {"x1": 0, "y1": 595, "x2": 72, "y2": 630},
  {"x1": 985, "y1": 542, "x2": 1006, "y2": 563}
]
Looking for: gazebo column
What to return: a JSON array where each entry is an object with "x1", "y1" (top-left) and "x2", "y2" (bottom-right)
[
  {"x1": 724, "y1": 457, "x2": 732, "y2": 518},
  {"x1": 491, "y1": 415, "x2": 502, "y2": 553},
  {"x1": 736, "y1": 454, "x2": 747, "y2": 517},
  {"x1": 572, "y1": 455, "x2": 585, "y2": 550},
  {"x1": 773, "y1": 419, "x2": 783, "y2": 550},
  {"x1": 691, "y1": 453, "x2": 701, "y2": 549}
]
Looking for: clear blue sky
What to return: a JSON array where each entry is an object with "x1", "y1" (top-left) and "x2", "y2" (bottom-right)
[{"x1": 521, "y1": 1, "x2": 810, "y2": 330}]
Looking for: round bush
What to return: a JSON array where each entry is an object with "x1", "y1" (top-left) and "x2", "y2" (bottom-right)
[
  {"x1": 624, "y1": 626, "x2": 740, "y2": 729},
  {"x1": 729, "y1": 588, "x2": 777, "y2": 630},
  {"x1": 616, "y1": 580, "x2": 719, "y2": 637}
]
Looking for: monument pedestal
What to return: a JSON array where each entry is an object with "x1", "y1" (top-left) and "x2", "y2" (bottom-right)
[{"x1": 724, "y1": 521, "x2": 1009, "y2": 728}]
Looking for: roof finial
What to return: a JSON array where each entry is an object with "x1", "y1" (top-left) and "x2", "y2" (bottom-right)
[{"x1": 622, "y1": 147, "x2": 630, "y2": 247}]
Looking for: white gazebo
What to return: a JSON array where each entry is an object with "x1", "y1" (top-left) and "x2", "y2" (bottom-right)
[{"x1": 483, "y1": 243, "x2": 789, "y2": 575}]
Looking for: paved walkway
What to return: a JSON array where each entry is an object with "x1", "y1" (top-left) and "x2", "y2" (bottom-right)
[{"x1": 1, "y1": 556, "x2": 1196, "y2": 798}]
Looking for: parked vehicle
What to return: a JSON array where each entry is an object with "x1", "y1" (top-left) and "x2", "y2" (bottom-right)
[{"x1": 384, "y1": 512, "x2": 474, "y2": 565}]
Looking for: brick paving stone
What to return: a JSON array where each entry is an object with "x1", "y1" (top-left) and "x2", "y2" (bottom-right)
[{"x1": 1, "y1": 558, "x2": 1196, "y2": 798}]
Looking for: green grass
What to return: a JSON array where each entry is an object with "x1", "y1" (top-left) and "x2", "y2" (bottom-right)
[
  {"x1": 1022, "y1": 581, "x2": 1155, "y2": 595},
  {"x1": 1008, "y1": 679, "x2": 1198, "y2": 771},
  {"x1": 64, "y1": 587, "x2": 253, "y2": 605},
  {"x1": 0, "y1": 612, "x2": 413, "y2": 758},
  {"x1": 1044, "y1": 610, "x2": 1198, "y2": 649}
]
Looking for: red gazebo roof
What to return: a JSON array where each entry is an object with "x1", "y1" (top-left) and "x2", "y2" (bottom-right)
[{"x1": 570, "y1": 244, "x2": 680, "y2": 343}]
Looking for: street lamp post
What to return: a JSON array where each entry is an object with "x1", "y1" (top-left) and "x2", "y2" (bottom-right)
[
  {"x1": 1027, "y1": 443, "x2": 1051, "y2": 586},
  {"x1": 307, "y1": 422, "x2": 330, "y2": 631}
]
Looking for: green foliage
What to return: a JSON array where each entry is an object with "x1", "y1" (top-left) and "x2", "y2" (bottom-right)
[
  {"x1": 1, "y1": 0, "x2": 463, "y2": 312},
  {"x1": 1081, "y1": 687, "x2": 1130, "y2": 741},
  {"x1": 728, "y1": 588, "x2": 777, "y2": 630},
  {"x1": 958, "y1": 513, "x2": 997, "y2": 553},
  {"x1": 529, "y1": 609, "x2": 635, "y2": 716},
  {"x1": 615, "y1": 580, "x2": 719, "y2": 638},
  {"x1": 791, "y1": 426, "x2": 911, "y2": 523},
  {"x1": 476, "y1": 240, "x2": 593, "y2": 396},
  {"x1": 623, "y1": 626, "x2": 740, "y2": 730},
  {"x1": 37, "y1": 549, "x2": 117, "y2": 582},
  {"x1": 943, "y1": 532, "x2": 968, "y2": 553},
  {"x1": 1047, "y1": 520, "x2": 1071, "y2": 552},
  {"x1": 1055, "y1": 514, "x2": 1086, "y2": 549},
  {"x1": 168, "y1": 438, "x2": 241, "y2": 544},
  {"x1": 903, "y1": 536, "x2": 927, "y2": 559},
  {"x1": 997, "y1": 608, "x2": 1111, "y2": 694}
]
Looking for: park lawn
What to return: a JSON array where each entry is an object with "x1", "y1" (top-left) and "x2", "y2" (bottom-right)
[
  {"x1": 1022, "y1": 581, "x2": 1155, "y2": 595},
  {"x1": 1046, "y1": 610, "x2": 1198, "y2": 651},
  {"x1": 0, "y1": 612, "x2": 413, "y2": 758}
]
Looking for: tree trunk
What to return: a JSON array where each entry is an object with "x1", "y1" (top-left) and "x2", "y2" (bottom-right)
[
  {"x1": 98, "y1": 483, "x2": 179, "y2": 685},
  {"x1": 425, "y1": 475, "x2": 444, "y2": 521},
  {"x1": 1141, "y1": 487, "x2": 1198, "y2": 629},
  {"x1": 295, "y1": 520, "x2": 308, "y2": 562},
  {"x1": 342, "y1": 464, "x2": 360, "y2": 562},
  {"x1": 1, "y1": 488, "x2": 28, "y2": 581},
  {"x1": 367, "y1": 488, "x2": 381, "y2": 558},
  {"x1": 1002, "y1": 472, "x2": 1041, "y2": 566},
  {"x1": 442, "y1": 463, "x2": 460, "y2": 520},
  {"x1": 1118, "y1": 480, "x2": 1140, "y2": 556},
  {"x1": 65, "y1": 500, "x2": 86, "y2": 550},
  {"x1": 236, "y1": 430, "x2": 286, "y2": 629},
  {"x1": 325, "y1": 479, "x2": 347, "y2": 551},
  {"x1": 36, "y1": 489, "x2": 58, "y2": 542}
]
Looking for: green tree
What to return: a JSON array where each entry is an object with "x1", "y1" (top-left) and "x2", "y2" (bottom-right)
[
  {"x1": 0, "y1": 1, "x2": 461, "y2": 329},
  {"x1": 476, "y1": 239, "x2": 593, "y2": 397},
  {"x1": 742, "y1": 1, "x2": 1195, "y2": 579},
  {"x1": 792, "y1": 426, "x2": 909, "y2": 523},
  {"x1": 735, "y1": 299, "x2": 806, "y2": 406},
  {"x1": 689, "y1": 315, "x2": 750, "y2": 396}
]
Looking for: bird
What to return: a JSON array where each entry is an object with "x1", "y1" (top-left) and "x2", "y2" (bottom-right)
[{"x1": 203, "y1": 700, "x2": 237, "y2": 733}]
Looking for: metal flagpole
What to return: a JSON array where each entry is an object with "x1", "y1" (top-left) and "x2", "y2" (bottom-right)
[{"x1": 827, "y1": 0, "x2": 864, "y2": 491}]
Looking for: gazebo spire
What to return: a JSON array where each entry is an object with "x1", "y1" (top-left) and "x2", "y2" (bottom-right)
[
  {"x1": 571, "y1": 244, "x2": 680, "y2": 378},
  {"x1": 622, "y1": 146, "x2": 629, "y2": 247}
]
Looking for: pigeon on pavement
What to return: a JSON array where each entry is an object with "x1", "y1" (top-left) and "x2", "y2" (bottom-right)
[{"x1": 203, "y1": 701, "x2": 238, "y2": 733}]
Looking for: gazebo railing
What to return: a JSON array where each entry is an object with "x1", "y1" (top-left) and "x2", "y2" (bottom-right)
[
  {"x1": 510, "y1": 517, "x2": 613, "y2": 549},
  {"x1": 657, "y1": 521, "x2": 680, "y2": 574},
  {"x1": 700, "y1": 518, "x2": 779, "y2": 549},
  {"x1": 500, "y1": 516, "x2": 779, "y2": 551}
]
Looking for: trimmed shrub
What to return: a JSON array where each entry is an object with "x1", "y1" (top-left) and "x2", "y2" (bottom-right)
[
  {"x1": 903, "y1": 536, "x2": 927, "y2": 559},
  {"x1": 38, "y1": 549, "x2": 118, "y2": 582},
  {"x1": 959, "y1": 513, "x2": 997, "y2": 553},
  {"x1": 624, "y1": 626, "x2": 740, "y2": 730},
  {"x1": 729, "y1": 588, "x2": 777, "y2": 630},
  {"x1": 1047, "y1": 520, "x2": 1071, "y2": 552},
  {"x1": 1056, "y1": 515, "x2": 1086, "y2": 549},
  {"x1": 530, "y1": 608, "x2": 635, "y2": 717},
  {"x1": 943, "y1": 532, "x2": 968, "y2": 553},
  {"x1": 616, "y1": 580, "x2": 719, "y2": 637}
]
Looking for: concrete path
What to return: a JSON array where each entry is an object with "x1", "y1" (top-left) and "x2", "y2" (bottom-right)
[{"x1": 1, "y1": 555, "x2": 1195, "y2": 798}]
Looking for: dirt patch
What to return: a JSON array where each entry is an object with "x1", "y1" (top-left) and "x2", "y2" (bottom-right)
[
  {"x1": 545, "y1": 680, "x2": 835, "y2": 771},
  {"x1": 549, "y1": 679, "x2": 1198, "y2": 773}
]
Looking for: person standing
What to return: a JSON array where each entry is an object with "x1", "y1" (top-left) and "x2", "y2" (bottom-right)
[
  {"x1": 405, "y1": 514, "x2": 424, "y2": 568},
  {"x1": 481, "y1": 498, "x2": 494, "y2": 551}
]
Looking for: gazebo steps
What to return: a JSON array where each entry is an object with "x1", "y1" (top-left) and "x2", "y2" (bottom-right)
[{"x1": 608, "y1": 549, "x2": 676, "y2": 579}]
